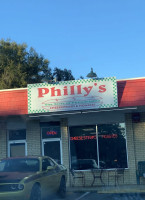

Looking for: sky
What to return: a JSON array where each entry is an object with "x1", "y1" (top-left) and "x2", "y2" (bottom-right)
[{"x1": 0, "y1": 0, "x2": 145, "y2": 80}]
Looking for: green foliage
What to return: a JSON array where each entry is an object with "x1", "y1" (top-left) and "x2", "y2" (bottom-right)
[
  {"x1": 0, "y1": 39, "x2": 75, "y2": 89},
  {"x1": 0, "y1": 39, "x2": 50, "y2": 89},
  {"x1": 53, "y1": 67, "x2": 75, "y2": 82}
]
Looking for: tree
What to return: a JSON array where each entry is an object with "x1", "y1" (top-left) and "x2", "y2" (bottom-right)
[
  {"x1": 0, "y1": 39, "x2": 51, "y2": 89},
  {"x1": 52, "y1": 67, "x2": 75, "y2": 82},
  {"x1": 0, "y1": 39, "x2": 75, "y2": 89}
]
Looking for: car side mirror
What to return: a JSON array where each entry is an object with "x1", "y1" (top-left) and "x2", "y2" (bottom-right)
[{"x1": 47, "y1": 166, "x2": 54, "y2": 170}]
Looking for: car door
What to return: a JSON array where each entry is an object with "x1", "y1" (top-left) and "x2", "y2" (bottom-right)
[{"x1": 41, "y1": 158, "x2": 58, "y2": 198}]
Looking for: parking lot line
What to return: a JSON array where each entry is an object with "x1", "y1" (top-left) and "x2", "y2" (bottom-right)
[{"x1": 75, "y1": 192, "x2": 90, "y2": 200}]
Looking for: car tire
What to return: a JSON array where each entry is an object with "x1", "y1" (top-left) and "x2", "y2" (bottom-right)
[
  {"x1": 30, "y1": 184, "x2": 41, "y2": 200},
  {"x1": 58, "y1": 177, "x2": 66, "y2": 198}
]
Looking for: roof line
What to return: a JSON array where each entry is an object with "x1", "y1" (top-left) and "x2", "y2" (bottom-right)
[
  {"x1": 0, "y1": 76, "x2": 145, "y2": 92},
  {"x1": 117, "y1": 77, "x2": 145, "y2": 81},
  {"x1": 0, "y1": 87, "x2": 27, "y2": 92}
]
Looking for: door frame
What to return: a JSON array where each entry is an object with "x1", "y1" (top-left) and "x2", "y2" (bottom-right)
[{"x1": 42, "y1": 138, "x2": 62, "y2": 164}]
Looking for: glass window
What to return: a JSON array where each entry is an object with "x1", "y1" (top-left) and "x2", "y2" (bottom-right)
[
  {"x1": 8, "y1": 129, "x2": 27, "y2": 157},
  {"x1": 69, "y1": 123, "x2": 128, "y2": 170},
  {"x1": 70, "y1": 125, "x2": 98, "y2": 170},
  {"x1": 43, "y1": 141, "x2": 61, "y2": 164},
  {"x1": 42, "y1": 126, "x2": 60, "y2": 139},
  {"x1": 42, "y1": 158, "x2": 55, "y2": 171},
  {"x1": 98, "y1": 123, "x2": 128, "y2": 169},
  {"x1": 0, "y1": 158, "x2": 39, "y2": 172},
  {"x1": 10, "y1": 143, "x2": 25, "y2": 157},
  {"x1": 9, "y1": 129, "x2": 26, "y2": 140}
]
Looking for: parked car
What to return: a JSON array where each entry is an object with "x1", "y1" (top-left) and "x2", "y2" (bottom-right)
[
  {"x1": 72, "y1": 159, "x2": 98, "y2": 170},
  {"x1": 0, "y1": 156, "x2": 67, "y2": 200}
]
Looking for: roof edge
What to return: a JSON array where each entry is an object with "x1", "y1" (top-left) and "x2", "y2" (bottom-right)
[
  {"x1": 117, "y1": 77, "x2": 145, "y2": 81},
  {"x1": 0, "y1": 76, "x2": 145, "y2": 92},
  {"x1": 0, "y1": 87, "x2": 27, "y2": 92}
]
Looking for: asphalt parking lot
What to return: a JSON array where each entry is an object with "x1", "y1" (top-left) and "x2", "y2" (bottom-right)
[{"x1": 49, "y1": 192, "x2": 145, "y2": 200}]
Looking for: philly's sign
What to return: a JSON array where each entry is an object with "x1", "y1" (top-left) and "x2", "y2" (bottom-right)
[{"x1": 28, "y1": 77, "x2": 118, "y2": 114}]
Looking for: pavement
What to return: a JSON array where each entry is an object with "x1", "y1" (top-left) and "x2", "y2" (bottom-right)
[{"x1": 67, "y1": 184, "x2": 145, "y2": 194}]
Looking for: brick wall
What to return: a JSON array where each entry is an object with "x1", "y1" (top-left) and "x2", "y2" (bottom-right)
[
  {"x1": 0, "y1": 121, "x2": 7, "y2": 159},
  {"x1": 125, "y1": 113, "x2": 137, "y2": 184},
  {"x1": 60, "y1": 118, "x2": 70, "y2": 186},
  {"x1": 132, "y1": 113, "x2": 145, "y2": 184},
  {"x1": 26, "y1": 119, "x2": 41, "y2": 156}
]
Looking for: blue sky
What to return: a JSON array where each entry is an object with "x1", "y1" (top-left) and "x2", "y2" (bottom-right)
[{"x1": 0, "y1": 0, "x2": 145, "y2": 80}]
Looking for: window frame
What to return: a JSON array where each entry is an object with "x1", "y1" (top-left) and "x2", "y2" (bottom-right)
[
  {"x1": 69, "y1": 123, "x2": 128, "y2": 171},
  {"x1": 7, "y1": 129, "x2": 27, "y2": 157},
  {"x1": 8, "y1": 140, "x2": 27, "y2": 157}
]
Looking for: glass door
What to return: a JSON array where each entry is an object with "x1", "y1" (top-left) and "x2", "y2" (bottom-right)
[
  {"x1": 42, "y1": 139, "x2": 61, "y2": 164},
  {"x1": 41, "y1": 126, "x2": 62, "y2": 164}
]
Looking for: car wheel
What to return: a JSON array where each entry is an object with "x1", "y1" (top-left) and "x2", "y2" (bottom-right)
[
  {"x1": 30, "y1": 184, "x2": 41, "y2": 200},
  {"x1": 58, "y1": 177, "x2": 66, "y2": 198}
]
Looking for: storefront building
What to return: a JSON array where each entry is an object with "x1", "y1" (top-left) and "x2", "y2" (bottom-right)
[{"x1": 0, "y1": 77, "x2": 145, "y2": 188}]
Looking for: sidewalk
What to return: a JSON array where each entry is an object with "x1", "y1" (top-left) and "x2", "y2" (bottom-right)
[{"x1": 67, "y1": 184, "x2": 145, "y2": 194}]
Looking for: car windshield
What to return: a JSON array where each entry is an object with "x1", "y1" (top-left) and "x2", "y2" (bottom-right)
[{"x1": 0, "y1": 158, "x2": 40, "y2": 172}]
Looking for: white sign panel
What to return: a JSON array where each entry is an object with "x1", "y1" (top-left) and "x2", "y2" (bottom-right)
[{"x1": 28, "y1": 77, "x2": 118, "y2": 114}]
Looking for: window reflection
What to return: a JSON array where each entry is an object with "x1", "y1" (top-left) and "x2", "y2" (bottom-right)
[
  {"x1": 98, "y1": 123, "x2": 128, "y2": 169},
  {"x1": 70, "y1": 123, "x2": 128, "y2": 170},
  {"x1": 70, "y1": 125, "x2": 98, "y2": 170}
]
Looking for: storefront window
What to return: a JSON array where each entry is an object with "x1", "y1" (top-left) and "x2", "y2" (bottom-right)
[
  {"x1": 69, "y1": 123, "x2": 128, "y2": 170},
  {"x1": 70, "y1": 125, "x2": 98, "y2": 170},
  {"x1": 98, "y1": 123, "x2": 128, "y2": 169},
  {"x1": 8, "y1": 129, "x2": 27, "y2": 157}
]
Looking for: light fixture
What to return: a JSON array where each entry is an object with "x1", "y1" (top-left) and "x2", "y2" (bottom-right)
[{"x1": 86, "y1": 68, "x2": 97, "y2": 79}]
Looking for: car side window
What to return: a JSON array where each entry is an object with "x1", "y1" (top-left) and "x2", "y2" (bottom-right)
[
  {"x1": 42, "y1": 158, "x2": 54, "y2": 171},
  {"x1": 49, "y1": 159, "x2": 55, "y2": 167}
]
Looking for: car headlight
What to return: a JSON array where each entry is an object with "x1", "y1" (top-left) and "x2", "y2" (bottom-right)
[
  {"x1": 18, "y1": 184, "x2": 24, "y2": 190},
  {"x1": 10, "y1": 184, "x2": 24, "y2": 191}
]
